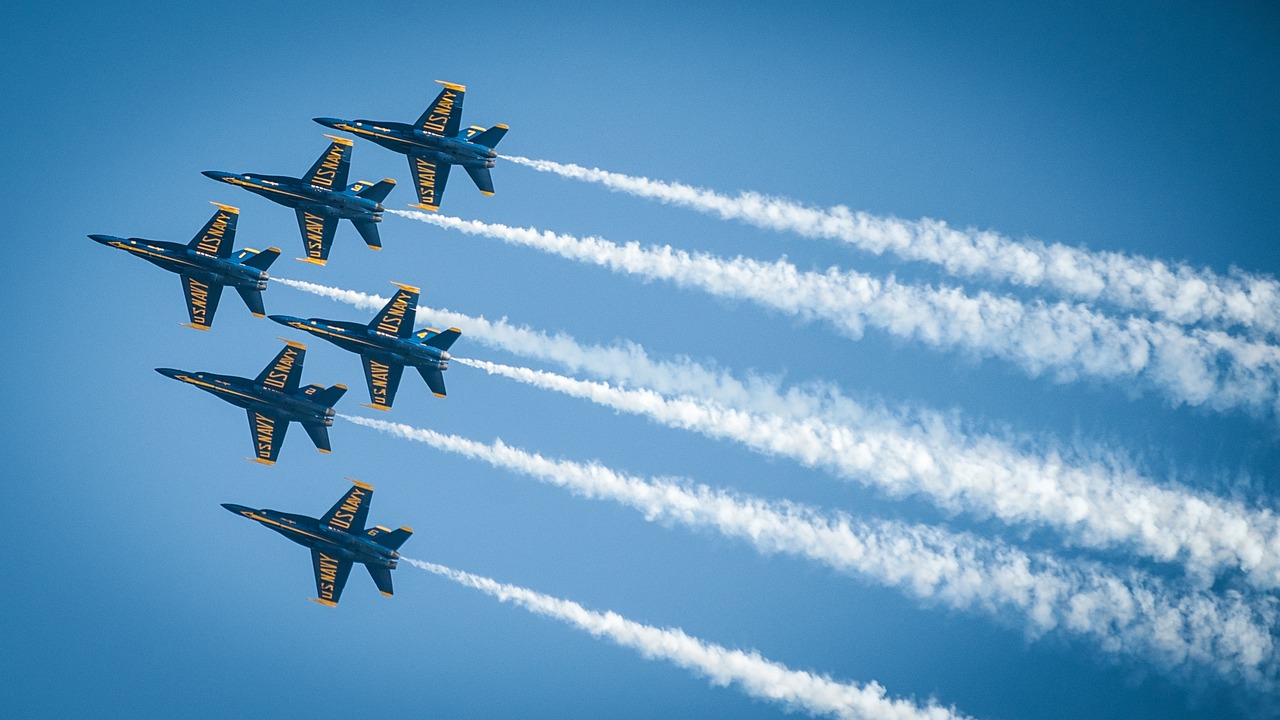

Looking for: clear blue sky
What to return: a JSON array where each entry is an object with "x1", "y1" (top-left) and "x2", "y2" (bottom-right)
[{"x1": 2, "y1": 2, "x2": 1278, "y2": 718}]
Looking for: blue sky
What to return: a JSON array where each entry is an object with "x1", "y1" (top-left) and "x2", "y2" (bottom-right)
[{"x1": 3, "y1": 2, "x2": 1279, "y2": 718}]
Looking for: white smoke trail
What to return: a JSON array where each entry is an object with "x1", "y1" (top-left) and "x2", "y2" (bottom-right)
[
  {"x1": 277, "y1": 277, "x2": 1280, "y2": 591},
  {"x1": 504, "y1": 155, "x2": 1280, "y2": 338},
  {"x1": 406, "y1": 558, "x2": 967, "y2": 720},
  {"x1": 350, "y1": 415, "x2": 1279, "y2": 685},
  {"x1": 393, "y1": 211, "x2": 1280, "y2": 419}
]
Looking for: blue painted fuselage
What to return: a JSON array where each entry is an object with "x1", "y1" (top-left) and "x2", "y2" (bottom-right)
[
  {"x1": 316, "y1": 118, "x2": 497, "y2": 171},
  {"x1": 91, "y1": 235, "x2": 268, "y2": 292},
  {"x1": 156, "y1": 368, "x2": 336, "y2": 426},
  {"x1": 221, "y1": 505, "x2": 398, "y2": 569},
  {"x1": 271, "y1": 316, "x2": 450, "y2": 372}
]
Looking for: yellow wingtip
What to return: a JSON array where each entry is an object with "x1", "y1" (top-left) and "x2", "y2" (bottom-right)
[
  {"x1": 296, "y1": 257, "x2": 328, "y2": 265},
  {"x1": 380, "y1": 591, "x2": 394, "y2": 598},
  {"x1": 435, "y1": 79, "x2": 466, "y2": 92},
  {"x1": 180, "y1": 323, "x2": 212, "y2": 331},
  {"x1": 278, "y1": 337, "x2": 307, "y2": 350},
  {"x1": 323, "y1": 134, "x2": 354, "y2": 146},
  {"x1": 209, "y1": 201, "x2": 240, "y2": 213},
  {"x1": 480, "y1": 191, "x2": 495, "y2": 197},
  {"x1": 308, "y1": 597, "x2": 338, "y2": 607},
  {"x1": 391, "y1": 281, "x2": 421, "y2": 293},
  {"x1": 346, "y1": 478, "x2": 374, "y2": 491},
  {"x1": 359, "y1": 403, "x2": 392, "y2": 412},
  {"x1": 408, "y1": 203, "x2": 439, "y2": 212},
  {"x1": 248, "y1": 457, "x2": 276, "y2": 466}
]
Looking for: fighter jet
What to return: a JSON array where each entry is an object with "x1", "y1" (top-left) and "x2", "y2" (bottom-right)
[
  {"x1": 89, "y1": 203, "x2": 279, "y2": 330},
  {"x1": 315, "y1": 80, "x2": 507, "y2": 212},
  {"x1": 269, "y1": 282, "x2": 459, "y2": 410},
  {"x1": 203, "y1": 136, "x2": 395, "y2": 265},
  {"x1": 155, "y1": 340, "x2": 347, "y2": 465},
  {"x1": 222, "y1": 479, "x2": 412, "y2": 606}
]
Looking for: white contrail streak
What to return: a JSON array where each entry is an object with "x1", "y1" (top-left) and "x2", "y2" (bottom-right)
[
  {"x1": 277, "y1": 277, "x2": 1280, "y2": 591},
  {"x1": 455, "y1": 356, "x2": 1280, "y2": 591},
  {"x1": 349, "y1": 415, "x2": 1279, "y2": 685},
  {"x1": 392, "y1": 211, "x2": 1280, "y2": 419},
  {"x1": 504, "y1": 155, "x2": 1280, "y2": 338},
  {"x1": 405, "y1": 558, "x2": 968, "y2": 720}
]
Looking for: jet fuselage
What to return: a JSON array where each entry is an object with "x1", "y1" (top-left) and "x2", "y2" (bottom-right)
[
  {"x1": 315, "y1": 118, "x2": 497, "y2": 169},
  {"x1": 201, "y1": 171, "x2": 385, "y2": 222},
  {"x1": 89, "y1": 235, "x2": 268, "y2": 291},
  {"x1": 270, "y1": 315, "x2": 451, "y2": 371},
  {"x1": 221, "y1": 504, "x2": 399, "y2": 569},
  {"x1": 154, "y1": 369, "x2": 336, "y2": 426}
]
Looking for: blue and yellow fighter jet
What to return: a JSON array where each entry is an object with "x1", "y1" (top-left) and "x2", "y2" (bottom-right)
[
  {"x1": 202, "y1": 136, "x2": 395, "y2": 265},
  {"x1": 314, "y1": 80, "x2": 507, "y2": 212},
  {"x1": 89, "y1": 203, "x2": 279, "y2": 330},
  {"x1": 155, "y1": 340, "x2": 347, "y2": 465},
  {"x1": 268, "y1": 282, "x2": 460, "y2": 410},
  {"x1": 222, "y1": 479, "x2": 412, "y2": 606}
]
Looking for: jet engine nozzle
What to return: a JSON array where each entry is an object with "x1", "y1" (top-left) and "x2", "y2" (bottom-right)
[{"x1": 485, "y1": 160, "x2": 496, "y2": 168}]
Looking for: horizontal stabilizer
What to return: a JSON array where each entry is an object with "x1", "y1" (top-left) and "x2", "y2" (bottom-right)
[
  {"x1": 356, "y1": 178, "x2": 396, "y2": 203},
  {"x1": 302, "y1": 422, "x2": 332, "y2": 454},
  {"x1": 417, "y1": 366, "x2": 447, "y2": 398},
  {"x1": 236, "y1": 287, "x2": 266, "y2": 317},
  {"x1": 419, "y1": 327, "x2": 461, "y2": 351},
  {"x1": 366, "y1": 526, "x2": 413, "y2": 551},
  {"x1": 464, "y1": 165, "x2": 495, "y2": 195},
  {"x1": 366, "y1": 565, "x2": 394, "y2": 597},
  {"x1": 353, "y1": 220, "x2": 382, "y2": 249},
  {"x1": 470, "y1": 124, "x2": 507, "y2": 149},
  {"x1": 238, "y1": 247, "x2": 280, "y2": 271}
]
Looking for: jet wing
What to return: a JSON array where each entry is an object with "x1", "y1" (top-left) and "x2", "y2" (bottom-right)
[
  {"x1": 414, "y1": 81, "x2": 465, "y2": 137},
  {"x1": 310, "y1": 549, "x2": 353, "y2": 607},
  {"x1": 408, "y1": 155, "x2": 451, "y2": 211},
  {"x1": 294, "y1": 209, "x2": 339, "y2": 265},
  {"x1": 361, "y1": 357, "x2": 405, "y2": 410},
  {"x1": 254, "y1": 341, "x2": 306, "y2": 393},
  {"x1": 301, "y1": 136, "x2": 352, "y2": 191},
  {"x1": 369, "y1": 284, "x2": 419, "y2": 338},
  {"x1": 186, "y1": 203, "x2": 239, "y2": 258},
  {"x1": 247, "y1": 410, "x2": 288, "y2": 465},
  {"x1": 321, "y1": 480, "x2": 373, "y2": 532},
  {"x1": 180, "y1": 273, "x2": 223, "y2": 330}
]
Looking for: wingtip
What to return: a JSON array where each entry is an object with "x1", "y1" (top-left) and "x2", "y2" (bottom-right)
[
  {"x1": 391, "y1": 281, "x2": 421, "y2": 294},
  {"x1": 408, "y1": 203, "x2": 439, "y2": 212},
  {"x1": 296, "y1": 257, "x2": 328, "y2": 266},
  {"x1": 434, "y1": 79, "x2": 466, "y2": 92},
  {"x1": 247, "y1": 457, "x2": 276, "y2": 466},
  {"x1": 359, "y1": 403, "x2": 392, "y2": 412},
  {"x1": 323, "y1": 134, "x2": 354, "y2": 146},
  {"x1": 209, "y1": 201, "x2": 240, "y2": 213},
  {"x1": 308, "y1": 597, "x2": 338, "y2": 608},
  {"x1": 346, "y1": 478, "x2": 374, "y2": 491},
  {"x1": 179, "y1": 323, "x2": 212, "y2": 331}
]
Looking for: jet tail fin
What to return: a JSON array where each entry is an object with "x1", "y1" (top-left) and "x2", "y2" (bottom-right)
[
  {"x1": 356, "y1": 178, "x2": 396, "y2": 204},
  {"x1": 366, "y1": 526, "x2": 413, "y2": 551},
  {"x1": 352, "y1": 220, "x2": 382, "y2": 250},
  {"x1": 417, "y1": 327, "x2": 461, "y2": 351},
  {"x1": 470, "y1": 124, "x2": 508, "y2": 149},
  {"x1": 307, "y1": 384, "x2": 348, "y2": 408},
  {"x1": 237, "y1": 247, "x2": 281, "y2": 271}
]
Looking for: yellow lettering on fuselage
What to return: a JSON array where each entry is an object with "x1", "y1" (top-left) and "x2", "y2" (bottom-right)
[
  {"x1": 422, "y1": 90, "x2": 457, "y2": 134},
  {"x1": 414, "y1": 157, "x2": 437, "y2": 206},
  {"x1": 262, "y1": 346, "x2": 300, "y2": 389},
  {"x1": 318, "y1": 552, "x2": 340, "y2": 601},
  {"x1": 195, "y1": 211, "x2": 231, "y2": 255},
  {"x1": 308, "y1": 145, "x2": 345, "y2": 189},
  {"x1": 188, "y1": 278, "x2": 210, "y2": 326},
  {"x1": 326, "y1": 487, "x2": 366, "y2": 530}
]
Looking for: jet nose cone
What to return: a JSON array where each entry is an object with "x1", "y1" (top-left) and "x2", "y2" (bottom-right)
[
  {"x1": 221, "y1": 503, "x2": 253, "y2": 516},
  {"x1": 267, "y1": 314, "x2": 293, "y2": 326},
  {"x1": 313, "y1": 117, "x2": 342, "y2": 129},
  {"x1": 154, "y1": 367, "x2": 183, "y2": 379},
  {"x1": 202, "y1": 170, "x2": 234, "y2": 182},
  {"x1": 88, "y1": 234, "x2": 120, "y2": 245}
]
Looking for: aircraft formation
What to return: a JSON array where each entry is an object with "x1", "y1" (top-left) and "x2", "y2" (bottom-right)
[{"x1": 91, "y1": 80, "x2": 503, "y2": 606}]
